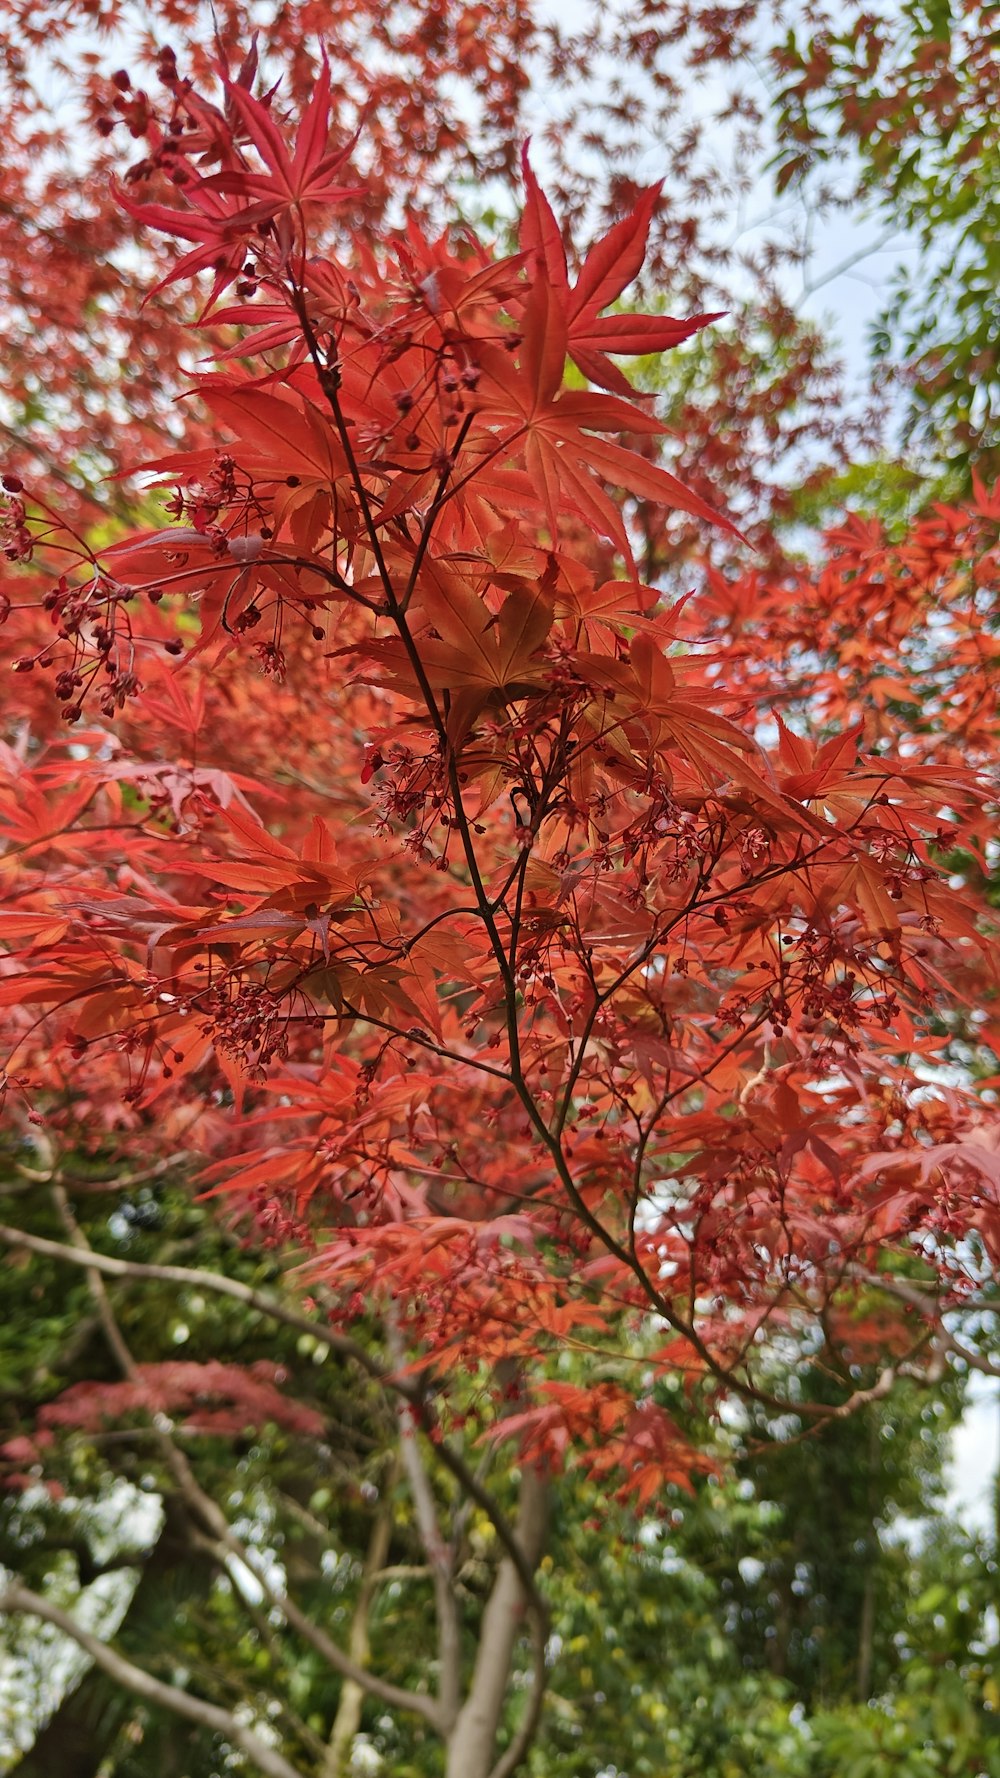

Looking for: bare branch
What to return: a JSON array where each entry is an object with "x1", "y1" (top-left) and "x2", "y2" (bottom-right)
[
  {"x1": 0, "y1": 1221, "x2": 402, "y2": 1390},
  {"x1": 426, "y1": 1430, "x2": 549, "y2": 1631},
  {"x1": 323, "y1": 1472, "x2": 397, "y2": 1778},
  {"x1": 388, "y1": 1309, "x2": 463, "y2": 1729},
  {"x1": 41, "y1": 1188, "x2": 446, "y2": 1732},
  {"x1": 0, "y1": 1583, "x2": 303, "y2": 1778},
  {"x1": 855, "y1": 1269, "x2": 1000, "y2": 1379}
]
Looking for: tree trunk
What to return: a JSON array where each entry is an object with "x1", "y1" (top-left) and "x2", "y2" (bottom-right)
[{"x1": 444, "y1": 1465, "x2": 547, "y2": 1778}]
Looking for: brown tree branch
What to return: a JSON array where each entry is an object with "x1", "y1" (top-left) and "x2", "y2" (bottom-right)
[
  {"x1": 322, "y1": 1468, "x2": 398, "y2": 1778},
  {"x1": 0, "y1": 1210, "x2": 553, "y2": 1685},
  {"x1": 387, "y1": 1318, "x2": 463, "y2": 1730},
  {"x1": 854, "y1": 1268, "x2": 1000, "y2": 1377},
  {"x1": 0, "y1": 1583, "x2": 303, "y2": 1778},
  {"x1": 0, "y1": 1221, "x2": 401, "y2": 1390},
  {"x1": 43, "y1": 1187, "x2": 446, "y2": 1732}
]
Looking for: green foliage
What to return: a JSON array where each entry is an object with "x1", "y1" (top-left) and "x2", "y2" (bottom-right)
[
  {"x1": 5, "y1": 1149, "x2": 998, "y2": 1778},
  {"x1": 784, "y1": 460, "x2": 930, "y2": 539},
  {"x1": 772, "y1": 1, "x2": 1000, "y2": 472},
  {"x1": 521, "y1": 1354, "x2": 994, "y2": 1778}
]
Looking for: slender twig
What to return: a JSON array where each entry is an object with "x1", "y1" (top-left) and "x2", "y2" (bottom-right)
[{"x1": 0, "y1": 1222, "x2": 401, "y2": 1388}]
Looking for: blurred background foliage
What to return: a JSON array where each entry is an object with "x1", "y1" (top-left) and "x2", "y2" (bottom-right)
[{"x1": 2, "y1": 1155, "x2": 997, "y2": 1776}]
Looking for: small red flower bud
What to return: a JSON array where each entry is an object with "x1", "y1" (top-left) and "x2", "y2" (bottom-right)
[
  {"x1": 164, "y1": 639, "x2": 184, "y2": 655},
  {"x1": 112, "y1": 69, "x2": 131, "y2": 89},
  {"x1": 2, "y1": 473, "x2": 23, "y2": 493}
]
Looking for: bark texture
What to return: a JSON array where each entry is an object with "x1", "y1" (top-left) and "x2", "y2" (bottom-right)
[{"x1": 444, "y1": 1465, "x2": 547, "y2": 1778}]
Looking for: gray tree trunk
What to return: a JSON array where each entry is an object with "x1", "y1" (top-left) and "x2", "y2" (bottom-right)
[{"x1": 444, "y1": 1466, "x2": 547, "y2": 1778}]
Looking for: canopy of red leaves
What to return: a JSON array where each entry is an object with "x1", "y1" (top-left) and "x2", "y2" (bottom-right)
[{"x1": 1, "y1": 48, "x2": 998, "y2": 1500}]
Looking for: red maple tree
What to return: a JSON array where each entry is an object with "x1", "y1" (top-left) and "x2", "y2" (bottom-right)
[
  {"x1": 0, "y1": 1, "x2": 881, "y2": 553},
  {"x1": 1, "y1": 41, "x2": 998, "y2": 1778}
]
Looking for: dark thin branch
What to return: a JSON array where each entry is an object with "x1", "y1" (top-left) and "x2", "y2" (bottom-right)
[
  {"x1": 426, "y1": 1426, "x2": 549, "y2": 1632},
  {"x1": 855, "y1": 1269, "x2": 1000, "y2": 1378}
]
